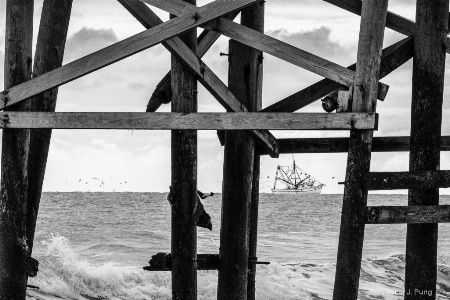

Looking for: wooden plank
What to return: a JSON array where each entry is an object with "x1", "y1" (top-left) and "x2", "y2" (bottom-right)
[
  {"x1": 258, "y1": 136, "x2": 450, "y2": 155},
  {"x1": 361, "y1": 205, "x2": 450, "y2": 224},
  {"x1": 143, "y1": 253, "x2": 220, "y2": 271},
  {"x1": 0, "y1": 0, "x2": 258, "y2": 109},
  {"x1": 248, "y1": 154, "x2": 260, "y2": 300},
  {"x1": 261, "y1": 37, "x2": 413, "y2": 113},
  {"x1": 205, "y1": 19, "x2": 388, "y2": 100},
  {"x1": 147, "y1": 0, "x2": 389, "y2": 100},
  {"x1": 333, "y1": 1, "x2": 388, "y2": 299},
  {"x1": 115, "y1": 1, "x2": 279, "y2": 157},
  {"x1": 170, "y1": 1, "x2": 197, "y2": 298},
  {"x1": 0, "y1": 0, "x2": 34, "y2": 296},
  {"x1": 405, "y1": 1, "x2": 449, "y2": 298},
  {"x1": 324, "y1": 0, "x2": 450, "y2": 54},
  {"x1": 364, "y1": 171, "x2": 450, "y2": 190},
  {"x1": 145, "y1": 11, "x2": 240, "y2": 111},
  {"x1": 218, "y1": 4, "x2": 264, "y2": 300},
  {"x1": 26, "y1": 0, "x2": 73, "y2": 254},
  {"x1": 0, "y1": 112, "x2": 377, "y2": 130}
]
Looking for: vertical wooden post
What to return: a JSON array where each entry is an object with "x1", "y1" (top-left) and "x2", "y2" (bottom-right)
[
  {"x1": 333, "y1": 1, "x2": 388, "y2": 299},
  {"x1": 0, "y1": 0, "x2": 34, "y2": 297},
  {"x1": 27, "y1": 0, "x2": 73, "y2": 252},
  {"x1": 218, "y1": 2, "x2": 264, "y2": 299},
  {"x1": 405, "y1": 1, "x2": 448, "y2": 299},
  {"x1": 170, "y1": 0, "x2": 197, "y2": 299},
  {"x1": 248, "y1": 154, "x2": 260, "y2": 300}
]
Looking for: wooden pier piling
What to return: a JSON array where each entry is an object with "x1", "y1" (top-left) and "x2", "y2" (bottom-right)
[
  {"x1": 26, "y1": 0, "x2": 73, "y2": 253},
  {"x1": 333, "y1": 0, "x2": 388, "y2": 299},
  {"x1": 218, "y1": 3, "x2": 264, "y2": 299},
  {"x1": 1, "y1": 0, "x2": 450, "y2": 298},
  {"x1": 170, "y1": 1, "x2": 198, "y2": 299},
  {"x1": 0, "y1": 0, "x2": 34, "y2": 297},
  {"x1": 405, "y1": 0, "x2": 449, "y2": 299}
]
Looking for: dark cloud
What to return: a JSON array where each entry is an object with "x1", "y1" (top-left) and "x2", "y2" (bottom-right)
[{"x1": 64, "y1": 27, "x2": 118, "y2": 63}]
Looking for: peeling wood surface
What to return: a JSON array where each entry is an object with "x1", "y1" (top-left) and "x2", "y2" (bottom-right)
[
  {"x1": 0, "y1": 112, "x2": 376, "y2": 130},
  {"x1": 361, "y1": 205, "x2": 450, "y2": 224}
]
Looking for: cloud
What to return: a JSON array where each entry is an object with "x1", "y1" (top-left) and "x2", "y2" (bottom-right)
[
  {"x1": 261, "y1": 27, "x2": 355, "y2": 108},
  {"x1": 267, "y1": 27, "x2": 353, "y2": 64},
  {"x1": 64, "y1": 27, "x2": 119, "y2": 63}
]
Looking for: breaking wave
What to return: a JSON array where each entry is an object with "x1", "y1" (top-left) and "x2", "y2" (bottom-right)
[{"x1": 26, "y1": 235, "x2": 450, "y2": 300}]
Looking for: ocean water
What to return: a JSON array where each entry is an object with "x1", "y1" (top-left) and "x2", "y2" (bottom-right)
[{"x1": 26, "y1": 193, "x2": 450, "y2": 300}]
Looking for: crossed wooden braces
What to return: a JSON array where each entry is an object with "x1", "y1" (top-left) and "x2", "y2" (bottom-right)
[{"x1": 0, "y1": 0, "x2": 442, "y2": 157}]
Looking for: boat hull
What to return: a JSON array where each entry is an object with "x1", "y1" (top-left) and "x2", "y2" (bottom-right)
[{"x1": 271, "y1": 187, "x2": 322, "y2": 194}]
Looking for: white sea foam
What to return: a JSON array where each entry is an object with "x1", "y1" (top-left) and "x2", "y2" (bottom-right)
[{"x1": 26, "y1": 235, "x2": 450, "y2": 300}]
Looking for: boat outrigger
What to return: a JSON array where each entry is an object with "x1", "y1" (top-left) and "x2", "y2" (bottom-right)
[{"x1": 272, "y1": 158, "x2": 325, "y2": 193}]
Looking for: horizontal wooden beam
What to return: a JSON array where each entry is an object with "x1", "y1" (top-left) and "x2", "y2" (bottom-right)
[
  {"x1": 143, "y1": 252, "x2": 268, "y2": 271},
  {"x1": 258, "y1": 136, "x2": 450, "y2": 155},
  {"x1": 361, "y1": 205, "x2": 450, "y2": 224},
  {"x1": 0, "y1": 0, "x2": 257, "y2": 109},
  {"x1": 118, "y1": 1, "x2": 278, "y2": 157},
  {"x1": 261, "y1": 37, "x2": 413, "y2": 113},
  {"x1": 145, "y1": 0, "x2": 389, "y2": 100},
  {"x1": 0, "y1": 112, "x2": 377, "y2": 130},
  {"x1": 323, "y1": 0, "x2": 450, "y2": 54},
  {"x1": 364, "y1": 170, "x2": 450, "y2": 190},
  {"x1": 144, "y1": 253, "x2": 220, "y2": 271}
]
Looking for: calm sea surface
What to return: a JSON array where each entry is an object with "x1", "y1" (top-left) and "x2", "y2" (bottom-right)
[{"x1": 26, "y1": 193, "x2": 450, "y2": 299}]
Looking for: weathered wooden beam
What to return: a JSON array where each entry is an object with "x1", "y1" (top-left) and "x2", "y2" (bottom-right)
[
  {"x1": 258, "y1": 136, "x2": 450, "y2": 155},
  {"x1": 145, "y1": 11, "x2": 240, "y2": 111},
  {"x1": 0, "y1": 0, "x2": 34, "y2": 297},
  {"x1": 364, "y1": 171, "x2": 450, "y2": 190},
  {"x1": 116, "y1": 0, "x2": 279, "y2": 157},
  {"x1": 26, "y1": 0, "x2": 73, "y2": 254},
  {"x1": 361, "y1": 205, "x2": 450, "y2": 224},
  {"x1": 0, "y1": 0, "x2": 258, "y2": 109},
  {"x1": 261, "y1": 36, "x2": 413, "y2": 113},
  {"x1": 145, "y1": 0, "x2": 389, "y2": 100},
  {"x1": 248, "y1": 154, "x2": 260, "y2": 300},
  {"x1": 323, "y1": 0, "x2": 450, "y2": 54},
  {"x1": 205, "y1": 18, "x2": 387, "y2": 100},
  {"x1": 405, "y1": 1, "x2": 449, "y2": 298},
  {"x1": 143, "y1": 253, "x2": 220, "y2": 271},
  {"x1": 218, "y1": 3, "x2": 264, "y2": 299},
  {"x1": 333, "y1": 1, "x2": 388, "y2": 299},
  {"x1": 0, "y1": 112, "x2": 377, "y2": 130},
  {"x1": 170, "y1": 1, "x2": 197, "y2": 297}
]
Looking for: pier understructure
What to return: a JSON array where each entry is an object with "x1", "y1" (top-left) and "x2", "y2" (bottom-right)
[{"x1": 0, "y1": 0, "x2": 449, "y2": 299}]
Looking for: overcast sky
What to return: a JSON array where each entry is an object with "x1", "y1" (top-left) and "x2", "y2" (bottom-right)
[{"x1": 0, "y1": 0, "x2": 449, "y2": 194}]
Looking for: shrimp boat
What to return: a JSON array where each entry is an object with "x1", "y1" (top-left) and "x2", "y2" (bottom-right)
[{"x1": 272, "y1": 159, "x2": 325, "y2": 193}]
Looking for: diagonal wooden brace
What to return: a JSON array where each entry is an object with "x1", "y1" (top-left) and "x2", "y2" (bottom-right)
[
  {"x1": 143, "y1": 0, "x2": 389, "y2": 100},
  {"x1": 323, "y1": 0, "x2": 450, "y2": 54},
  {"x1": 261, "y1": 37, "x2": 413, "y2": 113},
  {"x1": 119, "y1": 0, "x2": 279, "y2": 157},
  {"x1": 0, "y1": 0, "x2": 259, "y2": 110}
]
